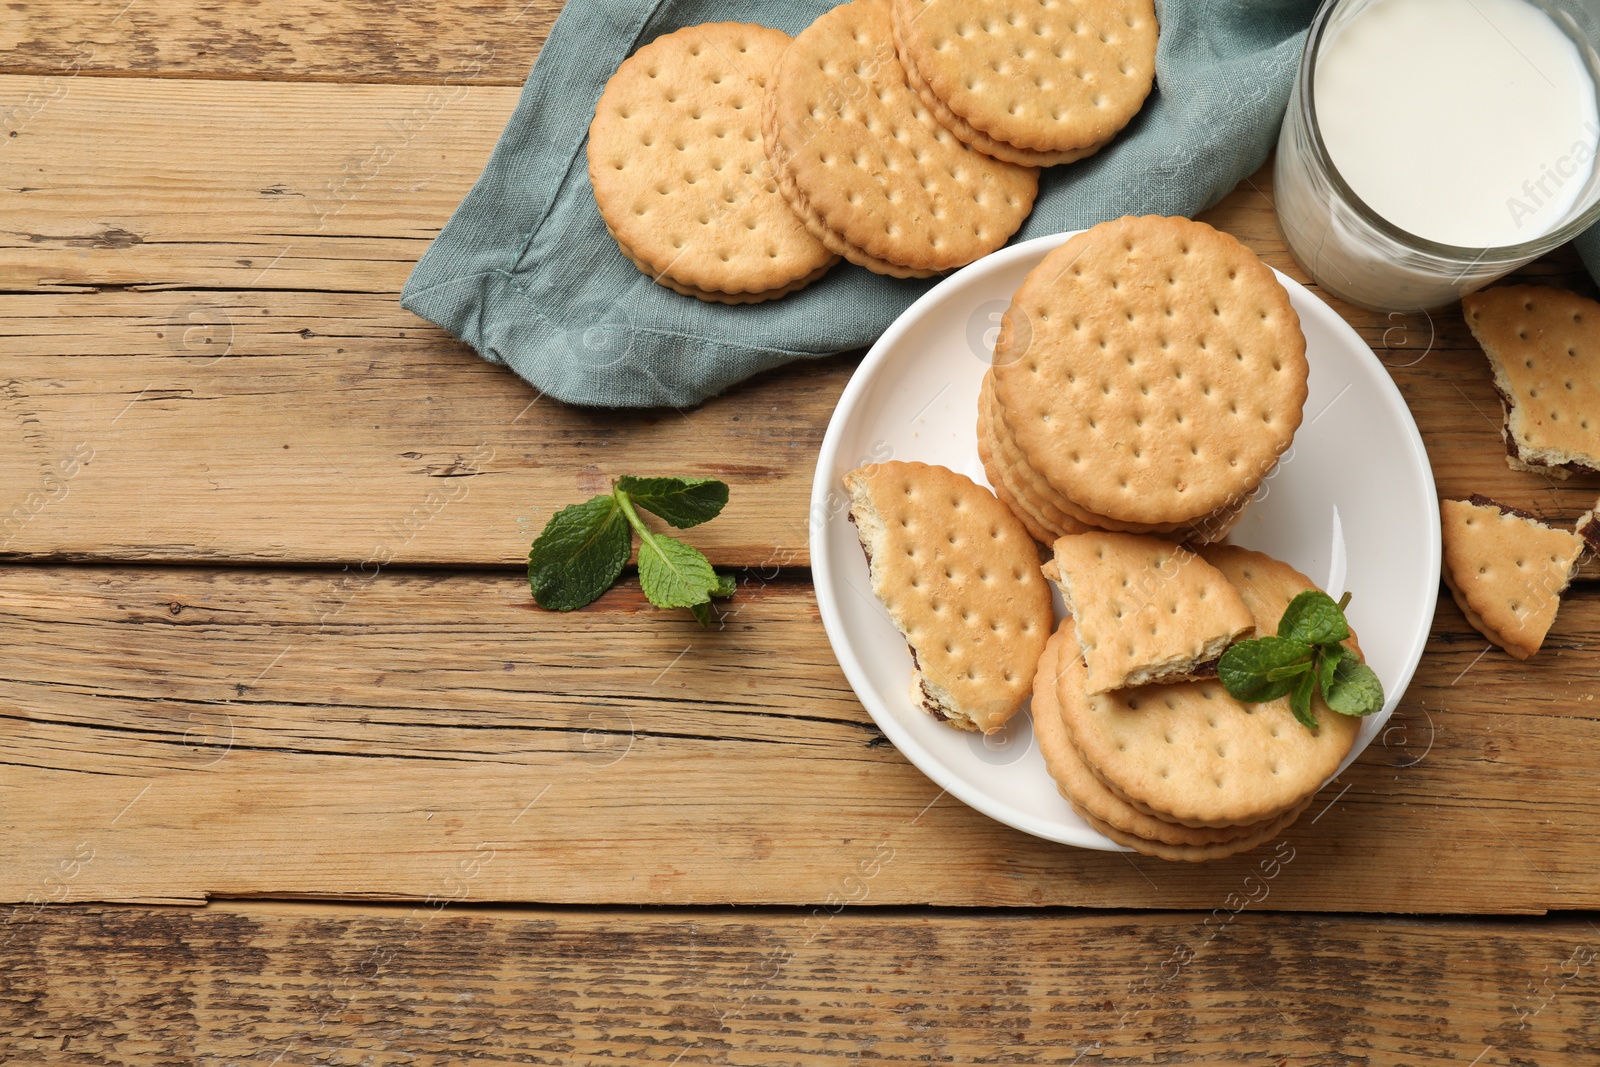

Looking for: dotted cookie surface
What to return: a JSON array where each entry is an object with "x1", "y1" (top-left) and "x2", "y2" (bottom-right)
[
  {"x1": 1440, "y1": 497, "x2": 1583, "y2": 660},
  {"x1": 1049, "y1": 532, "x2": 1255, "y2": 695},
  {"x1": 1463, "y1": 285, "x2": 1600, "y2": 474},
  {"x1": 991, "y1": 216, "x2": 1307, "y2": 525},
  {"x1": 1058, "y1": 546, "x2": 1359, "y2": 828},
  {"x1": 588, "y1": 23, "x2": 837, "y2": 301},
  {"x1": 845, "y1": 460, "x2": 1052, "y2": 733},
  {"x1": 891, "y1": 0, "x2": 1156, "y2": 162},
  {"x1": 765, "y1": 0, "x2": 1039, "y2": 277},
  {"x1": 983, "y1": 366, "x2": 1246, "y2": 541}
]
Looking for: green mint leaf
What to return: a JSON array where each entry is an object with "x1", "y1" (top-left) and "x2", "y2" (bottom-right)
[
  {"x1": 1276, "y1": 590, "x2": 1351, "y2": 646},
  {"x1": 1324, "y1": 654, "x2": 1386, "y2": 717},
  {"x1": 712, "y1": 571, "x2": 737, "y2": 598},
  {"x1": 1316, "y1": 643, "x2": 1346, "y2": 697},
  {"x1": 1289, "y1": 669, "x2": 1319, "y2": 729},
  {"x1": 527, "y1": 494, "x2": 632, "y2": 612},
  {"x1": 637, "y1": 532, "x2": 722, "y2": 609},
  {"x1": 614, "y1": 476, "x2": 729, "y2": 529},
  {"x1": 1218, "y1": 636, "x2": 1314, "y2": 703},
  {"x1": 690, "y1": 601, "x2": 715, "y2": 628}
]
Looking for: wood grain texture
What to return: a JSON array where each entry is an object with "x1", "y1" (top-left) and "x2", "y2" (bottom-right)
[
  {"x1": 0, "y1": 74, "x2": 516, "y2": 292},
  {"x1": 0, "y1": 0, "x2": 558, "y2": 85},
  {"x1": 2, "y1": 73, "x2": 1597, "y2": 568},
  {"x1": 0, "y1": 289, "x2": 850, "y2": 567},
  {"x1": 6, "y1": 902, "x2": 1600, "y2": 1065},
  {"x1": 3, "y1": 563, "x2": 1598, "y2": 912}
]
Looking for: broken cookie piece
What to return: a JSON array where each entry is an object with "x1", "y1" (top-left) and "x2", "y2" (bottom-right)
[
  {"x1": 844, "y1": 460, "x2": 1053, "y2": 733},
  {"x1": 1463, "y1": 285, "x2": 1600, "y2": 479},
  {"x1": 1046, "y1": 531, "x2": 1255, "y2": 695},
  {"x1": 1440, "y1": 495, "x2": 1586, "y2": 660}
]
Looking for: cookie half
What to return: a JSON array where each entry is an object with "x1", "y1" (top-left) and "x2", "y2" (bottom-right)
[
  {"x1": 845, "y1": 460, "x2": 1053, "y2": 733},
  {"x1": 1440, "y1": 495, "x2": 1585, "y2": 660},
  {"x1": 588, "y1": 23, "x2": 838, "y2": 302},
  {"x1": 764, "y1": 0, "x2": 1040, "y2": 277},
  {"x1": 1047, "y1": 531, "x2": 1255, "y2": 694},
  {"x1": 1463, "y1": 285, "x2": 1600, "y2": 478},
  {"x1": 891, "y1": 0, "x2": 1156, "y2": 165}
]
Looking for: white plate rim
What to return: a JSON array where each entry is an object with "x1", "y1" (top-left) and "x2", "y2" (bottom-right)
[{"x1": 808, "y1": 230, "x2": 1440, "y2": 850}]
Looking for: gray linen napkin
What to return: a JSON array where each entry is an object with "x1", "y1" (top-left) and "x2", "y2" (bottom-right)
[{"x1": 401, "y1": 0, "x2": 1321, "y2": 407}]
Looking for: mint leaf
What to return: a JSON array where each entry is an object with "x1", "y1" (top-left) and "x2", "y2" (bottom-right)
[
  {"x1": 1316, "y1": 643, "x2": 1345, "y2": 697},
  {"x1": 1289, "y1": 669, "x2": 1319, "y2": 729},
  {"x1": 1218, "y1": 636, "x2": 1313, "y2": 703},
  {"x1": 690, "y1": 573, "x2": 738, "y2": 627},
  {"x1": 615, "y1": 476, "x2": 729, "y2": 529},
  {"x1": 1277, "y1": 590, "x2": 1350, "y2": 646},
  {"x1": 527, "y1": 494, "x2": 631, "y2": 611},
  {"x1": 637, "y1": 532, "x2": 721, "y2": 609},
  {"x1": 1324, "y1": 654, "x2": 1385, "y2": 717}
]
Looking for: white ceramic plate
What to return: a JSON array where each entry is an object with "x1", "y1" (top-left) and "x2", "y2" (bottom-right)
[{"x1": 809, "y1": 232, "x2": 1440, "y2": 850}]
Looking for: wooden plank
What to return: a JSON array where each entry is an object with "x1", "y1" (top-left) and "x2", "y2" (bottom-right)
[
  {"x1": 3, "y1": 563, "x2": 1598, "y2": 912},
  {"x1": 0, "y1": 0, "x2": 560, "y2": 85},
  {"x1": 4, "y1": 74, "x2": 1598, "y2": 567},
  {"x1": 0, "y1": 290, "x2": 851, "y2": 567},
  {"x1": 6, "y1": 902, "x2": 1600, "y2": 1064},
  {"x1": 0, "y1": 75, "x2": 517, "y2": 292}
]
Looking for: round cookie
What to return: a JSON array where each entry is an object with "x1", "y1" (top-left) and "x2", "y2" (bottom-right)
[
  {"x1": 1056, "y1": 547, "x2": 1360, "y2": 828},
  {"x1": 588, "y1": 23, "x2": 838, "y2": 302},
  {"x1": 891, "y1": 0, "x2": 1156, "y2": 164},
  {"x1": 764, "y1": 0, "x2": 1040, "y2": 277},
  {"x1": 991, "y1": 216, "x2": 1308, "y2": 526}
]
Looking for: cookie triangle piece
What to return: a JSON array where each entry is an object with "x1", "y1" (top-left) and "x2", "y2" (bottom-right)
[
  {"x1": 1046, "y1": 531, "x2": 1255, "y2": 695},
  {"x1": 1440, "y1": 495, "x2": 1586, "y2": 660},
  {"x1": 844, "y1": 461, "x2": 1053, "y2": 733},
  {"x1": 1463, "y1": 285, "x2": 1600, "y2": 478}
]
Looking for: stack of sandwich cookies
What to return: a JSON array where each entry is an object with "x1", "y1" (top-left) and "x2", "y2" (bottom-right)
[
  {"x1": 980, "y1": 216, "x2": 1305, "y2": 542},
  {"x1": 1031, "y1": 623, "x2": 1315, "y2": 862},
  {"x1": 1038, "y1": 544, "x2": 1361, "y2": 860},
  {"x1": 890, "y1": 0, "x2": 1158, "y2": 166},
  {"x1": 764, "y1": 0, "x2": 1040, "y2": 278},
  {"x1": 587, "y1": 24, "x2": 839, "y2": 303},
  {"x1": 1463, "y1": 285, "x2": 1600, "y2": 478},
  {"x1": 1440, "y1": 495, "x2": 1588, "y2": 660},
  {"x1": 844, "y1": 460, "x2": 1053, "y2": 733}
]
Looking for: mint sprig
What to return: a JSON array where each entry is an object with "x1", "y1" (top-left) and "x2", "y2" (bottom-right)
[
  {"x1": 528, "y1": 476, "x2": 734, "y2": 625},
  {"x1": 1217, "y1": 590, "x2": 1385, "y2": 728}
]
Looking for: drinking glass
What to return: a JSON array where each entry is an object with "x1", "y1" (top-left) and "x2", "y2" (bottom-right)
[{"x1": 1274, "y1": 0, "x2": 1600, "y2": 312}]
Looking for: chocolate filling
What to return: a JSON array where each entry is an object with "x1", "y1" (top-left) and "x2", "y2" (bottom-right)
[
  {"x1": 1491, "y1": 381, "x2": 1598, "y2": 474},
  {"x1": 1467, "y1": 493, "x2": 1546, "y2": 524},
  {"x1": 1580, "y1": 516, "x2": 1600, "y2": 554},
  {"x1": 849, "y1": 510, "x2": 952, "y2": 721}
]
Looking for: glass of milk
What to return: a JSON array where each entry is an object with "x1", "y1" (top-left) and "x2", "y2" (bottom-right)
[{"x1": 1275, "y1": 0, "x2": 1600, "y2": 312}]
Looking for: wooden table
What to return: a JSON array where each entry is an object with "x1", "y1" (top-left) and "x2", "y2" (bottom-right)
[{"x1": 4, "y1": 2, "x2": 1600, "y2": 1062}]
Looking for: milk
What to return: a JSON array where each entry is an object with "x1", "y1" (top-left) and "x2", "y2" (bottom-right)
[
  {"x1": 1314, "y1": 0, "x2": 1598, "y2": 248},
  {"x1": 1274, "y1": 0, "x2": 1600, "y2": 311}
]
